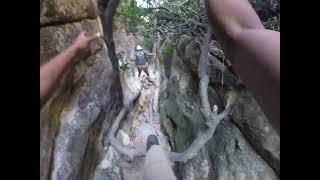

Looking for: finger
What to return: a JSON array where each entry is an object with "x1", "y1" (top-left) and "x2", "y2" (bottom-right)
[
  {"x1": 88, "y1": 32, "x2": 102, "y2": 41},
  {"x1": 81, "y1": 31, "x2": 87, "y2": 36}
]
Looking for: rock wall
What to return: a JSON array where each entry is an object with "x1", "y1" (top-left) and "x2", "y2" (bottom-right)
[
  {"x1": 159, "y1": 35, "x2": 280, "y2": 179},
  {"x1": 40, "y1": 0, "x2": 123, "y2": 180},
  {"x1": 94, "y1": 29, "x2": 139, "y2": 180}
]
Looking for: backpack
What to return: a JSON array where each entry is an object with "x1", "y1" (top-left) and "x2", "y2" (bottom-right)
[{"x1": 135, "y1": 51, "x2": 147, "y2": 65}]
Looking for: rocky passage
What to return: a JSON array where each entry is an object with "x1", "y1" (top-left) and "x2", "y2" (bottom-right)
[
  {"x1": 40, "y1": 0, "x2": 279, "y2": 179},
  {"x1": 93, "y1": 32, "x2": 279, "y2": 180},
  {"x1": 95, "y1": 36, "x2": 173, "y2": 180}
]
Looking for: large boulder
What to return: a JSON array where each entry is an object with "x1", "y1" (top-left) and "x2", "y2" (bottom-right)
[
  {"x1": 40, "y1": 1, "x2": 123, "y2": 180},
  {"x1": 40, "y1": 18, "x2": 104, "y2": 65},
  {"x1": 40, "y1": 0, "x2": 99, "y2": 26},
  {"x1": 94, "y1": 146, "x2": 123, "y2": 180},
  {"x1": 231, "y1": 90, "x2": 280, "y2": 175},
  {"x1": 175, "y1": 35, "x2": 238, "y2": 87},
  {"x1": 207, "y1": 120, "x2": 278, "y2": 180},
  {"x1": 159, "y1": 35, "x2": 279, "y2": 179}
]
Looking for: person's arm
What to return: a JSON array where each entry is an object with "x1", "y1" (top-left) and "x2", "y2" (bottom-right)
[
  {"x1": 207, "y1": 0, "x2": 280, "y2": 134},
  {"x1": 40, "y1": 32, "x2": 100, "y2": 105},
  {"x1": 146, "y1": 52, "x2": 155, "y2": 56},
  {"x1": 129, "y1": 56, "x2": 136, "y2": 61}
]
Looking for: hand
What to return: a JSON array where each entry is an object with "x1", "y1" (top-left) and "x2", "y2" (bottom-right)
[{"x1": 73, "y1": 31, "x2": 101, "y2": 51}]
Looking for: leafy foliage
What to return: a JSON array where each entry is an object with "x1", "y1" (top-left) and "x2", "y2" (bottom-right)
[
  {"x1": 116, "y1": 0, "x2": 206, "y2": 41},
  {"x1": 115, "y1": 0, "x2": 280, "y2": 43},
  {"x1": 141, "y1": 37, "x2": 155, "y2": 51},
  {"x1": 116, "y1": 0, "x2": 145, "y2": 33},
  {"x1": 143, "y1": 0, "x2": 206, "y2": 40},
  {"x1": 163, "y1": 41, "x2": 175, "y2": 54},
  {"x1": 264, "y1": 15, "x2": 280, "y2": 31},
  {"x1": 120, "y1": 63, "x2": 131, "y2": 71}
]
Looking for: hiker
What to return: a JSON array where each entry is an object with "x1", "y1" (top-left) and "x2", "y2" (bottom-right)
[
  {"x1": 130, "y1": 45, "x2": 155, "y2": 80},
  {"x1": 40, "y1": 32, "x2": 100, "y2": 105}
]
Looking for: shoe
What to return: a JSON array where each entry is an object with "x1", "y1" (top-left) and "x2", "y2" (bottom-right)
[
  {"x1": 146, "y1": 134, "x2": 159, "y2": 151},
  {"x1": 146, "y1": 76, "x2": 154, "y2": 83}
]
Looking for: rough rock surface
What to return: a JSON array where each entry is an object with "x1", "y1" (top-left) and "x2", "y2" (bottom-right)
[
  {"x1": 159, "y1": 35, "x2": 279, "y2": 179},
  {"x1": 40, "y1": 18, "x2": 104, "y2": 65},
  {"x1": 231, "y1": 90, "x2": 280, "y2": 175},
  {"x1": 95, "y1": 146, "x2": 123, "y2": 180},
  {"x1": 40, "y1": 0, "x2": 99, "y2": 26},
  {"x1": 40, "y1": 1, "x2": 122, "y2": 180},
  {"x1": 175, "y1": 35, "x2": 238, "y2": 87},
  {"x1": 207, "y1": 120, "x2": 278, "y2": 180}
]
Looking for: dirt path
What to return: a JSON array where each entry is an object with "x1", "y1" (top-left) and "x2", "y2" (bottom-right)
[{"x1": 113, "y1": 60, "x2": 172, "y2": 180}]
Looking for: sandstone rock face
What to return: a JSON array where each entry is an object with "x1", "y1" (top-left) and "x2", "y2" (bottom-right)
[
  {"x1": 40, "y1": 0, "x2": 98, "y2": 26},
  {"x1": 231, "y1": 90, "x2": 280, "y2": 175},
  {"x1": 94, "y1": 146, "x2": 123, "y2": 180},
  {"x1": 159, "y1": 35, "x2": 280, "y2": 179},
  {"x1": 40, "y1": 18, "x2": 104, "y2": 65},
  {"x1": 40, "y1": 1, "x2": 122, "y2": 180},
  {"x1": 206, "y1": 120, "x2": 278, "y2": 180}
]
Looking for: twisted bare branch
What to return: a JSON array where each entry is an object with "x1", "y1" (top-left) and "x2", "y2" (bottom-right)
[
  {"x1": 105, "y1": 88, "x2": 146, "y2": 161},
  {"x1": 167, "y1": 26, "x2": 237, "y2": 163},
  {"x1": 99, "y1": 0, "x2": 121, "y2": 72}
]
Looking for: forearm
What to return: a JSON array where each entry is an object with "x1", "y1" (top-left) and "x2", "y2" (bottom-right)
[
  {"x1": 231, "y1": 34, "x2": 280, "y2": 133},
  {"x1": 207, "y1": 0, "x2": 264, "y2": 40},
  {"x1": 207, "y1": 0, "x2": 280, "y2": 133},
  {"x1": 40, "y1": 44, "x2": 79, "y2": 104}
]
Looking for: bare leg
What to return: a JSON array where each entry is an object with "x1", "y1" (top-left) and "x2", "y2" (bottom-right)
[
  {"x1": 143, "y1": 67, "x2": 155, "y2": 84},
  {"x1": 143, "y1": 145, "x2": 176, "y2": 180},
  {"x1": 207, "y1": 0, "x2": 280, "y2": 134},
  {"x1": 143, "y1": 67, "x2": 150, "y2": 77}
]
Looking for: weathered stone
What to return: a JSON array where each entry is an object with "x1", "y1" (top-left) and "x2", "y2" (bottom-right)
[
  {"x1": 180, "y1": 148, "x2": 214, "y2": 180},
  {"x1": 159, "y1": 35, "x2": 279, "y2": 179},
  {"x1": 40, "y1": 18, "x2": 104, "y2": 65},
  {"x1": 95, "y1": 146, "x2": 123, "y2": 180},
  {"x1": 49, "y1": 45, "x2": 122, "y2": 180},
  {"x1": 207, "y1": 120, "x2": 278, "y2": 180},
  {"x1": 40, "y1": 0, "x2": 98, "y2": 26},
  {"x1": 40, "y1": 17, "x2": 122, "y2": 180},
  {"x1": 175, "y1": 35, "x2": 238, "y2": 87},
  {"x1": 231, "y1": 90, "x2": 280, "y2": 175},
  {"x1": 117, "y1": 129, "x2": 131, "y2": 146}
]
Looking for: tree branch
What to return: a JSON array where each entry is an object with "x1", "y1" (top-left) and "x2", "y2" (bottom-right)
[
  {"x1": 104, "y1": 88, "x2": 146, "y2": 161},
  {"x1": 99, "y1": 0, "x2": 121, "y2": 72},
  {"x1": 166, "y1": 26, "x2": 237, "y2": 163},
  {"x1": 198, "y1": 26, "x2": 212, "y2": 79},
  {"x1": 167, "y1": 113, "x2": 230, "y2": 162},
  {"x1": 145, "y1": 6, "x2": 172, "y2": 13}
]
